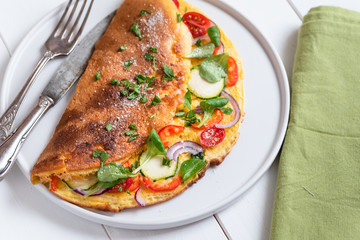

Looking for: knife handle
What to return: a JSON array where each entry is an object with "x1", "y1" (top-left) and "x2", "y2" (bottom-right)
[{"x1": 0, "y1": 95, "x2": 54, "y2": 181}]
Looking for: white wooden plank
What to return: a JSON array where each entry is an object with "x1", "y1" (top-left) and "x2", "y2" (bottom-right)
[
  {"x1": 105, "y1": 216, "x2": 227, "y2": 240},
  {"x1": 0, "y1": 164, "x2": 110, "y2": 240},
  {"x1": 215, "y1": 160, "x2": 279, "y2": 240}
]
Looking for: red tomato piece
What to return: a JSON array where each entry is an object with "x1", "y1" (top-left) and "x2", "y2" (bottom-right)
[
  {"x1": 183, "y1": 12, "x2": 211, "y2": 37},
  {"x1": 200, "y1": 126, "x2": 226, "y2": 147},
  {"x1": 50, "y1": 176, "x2": 59, "y2": 192},
  {"x1": 226, "y1": 56, "x2": 239, "y2": 87},
  {"x1": 172, "y1": 0, "x2": 179, "y2": 8},
  {"x1": 108, "y1": 177, "x2": 133, "y2": 193},
  {"x1": 191, "y1": 108, "x2": 223, "y2": 130},
  {"x1": 127, "y1": 175, "x2": 141, "y2": 192},
  {"x1": 158, "y1": 125, "x2": 185, "y2": 148},
  {"x1": 143, "y1": 176, "x2": 181, "y2": 192}
]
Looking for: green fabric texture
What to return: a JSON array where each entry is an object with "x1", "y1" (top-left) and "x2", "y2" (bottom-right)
[{"x1": 270, "y1": 6, "x2": 360, "y2": 239}]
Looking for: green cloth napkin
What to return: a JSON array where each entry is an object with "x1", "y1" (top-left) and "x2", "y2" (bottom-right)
[{"x1": 270, "y1": 6, "x2": 360, "y2": 239}]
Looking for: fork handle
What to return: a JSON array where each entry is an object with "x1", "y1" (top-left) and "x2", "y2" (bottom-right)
[
  {"x1": 0, "y1": 95, "x2": 54, "y2": 181},
  {"x1": 0, "y1": 50, "x2": 54, "y2": 144}
]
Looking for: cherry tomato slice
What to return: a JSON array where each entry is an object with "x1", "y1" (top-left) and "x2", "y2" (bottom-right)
[
  {"x1": 158, "y1": 125, "x2": 185, "y2": 148},
  {"x1": 183, "y1": 12, "x2": 211, "y2": 37},
  {"x1": 172, "y1": 0, "x2": 179, "y2": 8},
  {"x1": 50, "y1": 176, "x2": 59, "y2": 192},
  {"x1": 143, "y1": 176, "x2": 181, "y2": 192},
  {"x1": 127, "y1": 175, "x2": 141, "y2": 192},
  {"x1": 108, "y1": 177, "x2": 133, "y2": 193},
  {"x1": 200, "y1": 126, "x2": 226, "y2": 147},
  {"x1": 192, "y1": 108, "x2": 223, "y2": 130},
  {"x1": 226, "y1": 56, "x2": 239, "y2": 87}
]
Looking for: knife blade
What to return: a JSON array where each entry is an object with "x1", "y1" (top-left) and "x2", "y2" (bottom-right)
[{"x1": 0, "y1": 12, "x2": 116, "y2": 181}]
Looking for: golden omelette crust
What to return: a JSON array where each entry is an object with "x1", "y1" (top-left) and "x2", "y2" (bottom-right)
[{"x1": 31, "y1": 0, "x2": 245, "y2": 212}]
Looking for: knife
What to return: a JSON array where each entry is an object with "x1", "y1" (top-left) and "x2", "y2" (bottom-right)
[{"x1": 0, "y1": 12, "x2": 116, "y2": 181}]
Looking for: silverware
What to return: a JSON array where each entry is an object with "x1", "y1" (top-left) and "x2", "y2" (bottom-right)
[
  {"x1": 0, "y1": 11, "x2": 115, "y2": 181},
  {"x1": 0, "y1": 0, "x2": 94, "y2": 144}
]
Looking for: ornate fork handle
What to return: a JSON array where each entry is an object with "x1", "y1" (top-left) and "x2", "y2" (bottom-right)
[
  {"x1": 0, "y1": 95, "x2": 54, "y2": 180},
  {"x1": 0, "y1": 50, "x2": 54, "y2": 143}
]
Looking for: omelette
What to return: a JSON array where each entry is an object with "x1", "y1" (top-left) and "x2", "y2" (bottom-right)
[{"x1": 31, "y1": 0, "x2": 244, "y2": 212}]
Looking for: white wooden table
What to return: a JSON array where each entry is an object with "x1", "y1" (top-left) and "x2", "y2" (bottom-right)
[{"x1": 0, "y1": 0, "x2": 358, "y2": 239}]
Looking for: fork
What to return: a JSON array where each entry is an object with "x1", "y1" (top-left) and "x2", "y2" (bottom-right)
[{"x1": 0, "y1": 0, "x2": 94, "y2": 144}]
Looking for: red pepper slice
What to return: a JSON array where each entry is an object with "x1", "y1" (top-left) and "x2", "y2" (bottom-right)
[
  {"x1": 158, "y1": 125, "x2": 185, "y2": 148},
  {"x1": 50, "y1": 176, "x2": 59, "y2": 192},
  {"x1": 143, "y1": 176, "x2": 181, "y2": 192},
  {"x1": 172, "y1": 0, "x2": 179, "y2": 9},
  {"x1": 192, "y1": 108, "x2": 223, "y2": 130}
]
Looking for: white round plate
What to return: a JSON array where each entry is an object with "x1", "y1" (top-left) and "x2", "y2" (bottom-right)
[{"x1": 0, "y1": 0, "x2": 289, "y2": 230}]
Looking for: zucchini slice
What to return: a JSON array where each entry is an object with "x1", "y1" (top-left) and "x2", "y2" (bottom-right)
[
  {"x1": 187, "y1": 68, "x2": 225, "y2": 99},
  {"x1": 63, "y1": 174, "x2": 98, "y2": 190},
  {"x1": 140, "y1": 151, "x2": 178, "y2": 180}
]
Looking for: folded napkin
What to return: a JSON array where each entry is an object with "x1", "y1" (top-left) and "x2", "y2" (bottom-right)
[{"x1": 270, "y1": 6, "x2": 360, "y2": 239}]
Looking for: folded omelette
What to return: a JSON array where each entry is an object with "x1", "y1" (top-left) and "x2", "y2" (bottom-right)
[{"x1": 31, "y1": 0, "x2": 244, "y2": 212}]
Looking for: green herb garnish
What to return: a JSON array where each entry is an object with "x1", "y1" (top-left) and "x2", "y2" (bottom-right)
[
  {"x1": 110, "y1": 79, "x2": 121, "y2": 85},
  {"x1": 195, "y1": 39, "x2": 202, "y2": 47},
  {"x1": 97, "y1": 163, "x2": 137, "y2": 183},
  {"x1": 124, "y1": 60, "x2": 133, "y2": 71},
  {"x1": 148, "y1": 113, "x2": 156, "y2": 119},
  {"x1": 129, "y1": 134, "x2": 139, "y2": 141},
  {"x1": 140, "y1": 9, "x2": 151, "y2": 15},
  {"x1": 184, "y1": 43, "x2": 215, "y2": 59},
  {"x1": 162, "y1": 157, "x2": 171, "y2": 167},
  {"x1": 163, "y1": 63, "x2": 176, "y2": 81},
  {"x1": 121, "y1": 89, "x2": 129, "y2": 96},
  {"x1": 184, "y1": 90, "x2": 192, "y2": 110},
  {"x1": 124, "y1": 189, "x2": 131, "y2": 195},
  {"x1": 207, "y1": 26, "x2": 221, "y2": 47},
  {"x1": 121, "y1": 79, "x2": 130, "y2": 88},
  {"x1": 124, "y1": 130, "x2": 136, "y2": 136},
  {"x1": 198, "y1": 98, "x2": 229, "y2": 127},
  {"x1": 145, "y1": 53, "x2": 155, "y2": 61},
  {"x1": 133, "y1": 129, "x2": 166, "y2": 173},
  {"x1": 150, "y1": 95, "x2": 161, "y2": 105},
  {"x1": 199, "y1": 53, "x2": 229, "y2": 83},
  {"x1": 175, "y1": 111, "x2": 185, "y2": 117},
  {"x1": 180, "y1": 158, "x2": 206, "y2": 181},
  {"x1": 220, "y1": 107, "x2": 233, "y2": 115},
  {"x1": 177, "y1": 13, "x2": 183, "y2": 22},
  {"x1": 129, "y1": 123, "x2": 137, "y2": 130},
  {"x1": 105, "y1": 123, "x2": 112, "y2": 131},
  {"x1": 130, "y1": 22, "x2": 143, "y2": 40},
  {"x1": 139, "y1": 94, "x2": 147, "y2": 103},
  {"x1": 149, "y1": 47, "x2": 158, "y2": 53},
  {"x1": 92, "y1": 150, "x2": 110, "y2": 166},
  {"x1": 95, "y1": 71, "x2": 101, "y2": 81},
  {"x1": 118, "y1": 45, "x2": 127, "y2": 51}
]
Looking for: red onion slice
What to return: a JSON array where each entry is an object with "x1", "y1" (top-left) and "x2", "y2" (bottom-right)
[
  {"x1": 192, "y1": 35, "x2": 210, "y2": 45},
  {"x1": 135, "y1": 187, "x2": 146, "y2": 207},
  {"x1": 73, "y1": 187, "x2": 109, "y2": 196},
  {"x1": 215, "y1": 90, "x2": 241, "y2": 129},
  {"x1": 194, "y1": 105, "x2": 203, "y2": 114},
  {"x1": 166, "y1": 141, "x2": 204, "y2": 161}
]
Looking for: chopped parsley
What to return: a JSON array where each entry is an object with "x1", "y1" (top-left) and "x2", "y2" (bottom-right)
[
  {"x1": 184, "y1": 110, "x2": 199, "y2": 127},
  {"x1": 163, "y1": 63, "x2": 176, "y2": 81},
  {"x1": 92, "y1": 150, "x2": 110, "y2": 166},
  {"x1": 175, "y1": 111, "x2": 185, "y2": 117},
  {"x1": 129, "y1": 134, "x2": 139, "y2": 141},
  {"x1": 184, "y1": 90, "x2": 192, "y2": 110},
  {"x1": 162, "y1": 157, "x2": 171, "y2": 167},
  {"x1": 195, "y1": 39, "x2": 202, "y2": 47},
  {"x1": 177, "y1": 13, "x2": 183, "y2": 22},
  {"x1": 139, "y1": 94, "x2": 147, "y2": 103},
  {"x1": 127, "y1": 91, "x2": 139, "y2": 100},
  {"x1": 94, "y1": 71, "x2": 101, "y2": 81},
  {"x1": 118, "y1": 45, "x2": 126, "y2": 51},
  {"x1": 129, "y1": 123, "x2": 137, "y2": 130},
  {"x1": 120, "y1": 89, "x2": 129, "y2": 96},
  {"x1": 148, "y1": 113, "x2": 156, "y2": 119},
  {"x1": 130, "y1": 22, "x2": 143, "y2": 40},
  {"x1": 121, "y1": 79, "x2": 130, "y2": 88},
  {"x1": 150, "y1": 95, "x2": 161, "y2": 105},
  {"x1": 149, "y1": 47, "x2": 158, "y2": 53},
  {"x1": 124, "y1": 189, "x2": 131, "y2": 195},
  {"x1": 105, "y1": 123, "x2": 112, "y2": 131},
  {"x1": 140, "y1": 9, "x2": 151, "y2": 15},
  {"x1": 110, "y1": 79, "x2": 121, "y2": 85},
  {"x1": 124, "y1": 130, "x2": 136, "y2": 136},
  {"x1": 124, "y1": 60, "x2": 133, "y2": 71},
  {"x1": 144, "y1": 53, "x2": 155, "y2": 61}
]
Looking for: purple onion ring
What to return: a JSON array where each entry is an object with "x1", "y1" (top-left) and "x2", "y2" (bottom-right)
[
  {"x1": 73, "y1": 187, "x2": 109, "y2": 197},
  {"x1": 135, "y1": 187, "x2": 146, "y2": 207},
  {"x1": 215, "y1": 90, "x2": 241, "y2": 129},
  {"x1": 166, "y1": 141, "x2": 204, "y2": 161}
]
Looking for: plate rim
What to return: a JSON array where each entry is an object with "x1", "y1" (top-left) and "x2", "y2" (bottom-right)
[{"x1": 0, "y1": 0, "x2": 290, "y2": 230}]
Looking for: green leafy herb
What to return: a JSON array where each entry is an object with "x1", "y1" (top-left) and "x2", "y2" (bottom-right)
[
  {"x1": 95, "y1": 71, "x2": 101, "y2": 81},
  {"x1": 144, "y1": 53, "x2": 155, "y2": 61},
  {"x1": 149, "y1": 47, "x2": 158, "y2": 53},
  {"x1": 121, "y1": 79, "x2": 130, "y2": 88},
  {"x1": 97, "y1": 163, "x2": 137, "y2": 182},
  {"x1": 129, "y1": 123, "x2": 137, "y2": 130},
  {"x1": 195, "y1": 39, "x2": 202, "y2": 47},
  {"x1": 130, "y1": 22, "x2": 143, "y2": 40},
  {"x1": 124, "y1": 60, "x2": 133, "y2": 71},
  {"x1": 184, "y1": 43, "x2": 215, "y2": 58},
  {"x1": 150, "y1": 95, "x2": 161, "y2": 105},
  {"x1": 118, "y1": 45, "x2": 127, "y2": 51},
  {"x1": 105, "y1": 123, "x2": 112, "y2": 131},
  {"x1": 133, "y1": 129, "x2": 166, "y2": 173},
  {"x1": 180, "y1": 158, "x2": 206, "y2": 181},
  {"x1": 162, "y1": 157, "x2": 171, "y2": 167},
  {"x1": 220, "y1": 107, "x2": 233, "y2": 115},
  {"x1": 184, "y1": 90, "x2": 192, "y2": 110},
  {"x1": 131, "y1": 161, "x2": 139, "y2": 170},
  {"x1": 175, "y1": 111, "x2": 185, "y2": 117},
  {"x1": 191, "y1": 152, "x2": 204, "y2": 160},
  {"x1": 199, "y1": 53, "x2": 229, "y2": 83},
  {"x1": 127, "y1": 91, "x2": 139, "y2": 100},
  {"x1": 186, "y1": 110, "x2": 195, "y2": 118},
  {"x1": 207, "y1": 26, "x2": 221, "y2": 47},
  {"x1": 129, "y1": 134, "x2": 139, "y2": 141},
  {"x1": 140, "y1": 9, "x2": 151, "y2": 15},
  {"x1": 163, "y1": 63, "x2": 176, "y2": 81},
  {"x1": 124, "y1": 130, "x2": 136, "y2": 136},
  {"x1": 124, "y1": 189, "x2": 131, "y2": 195},
  {"x1": 92, "y1": 150, "x2": 110, "y2": 166},
  {"x1": 110, "y1": 79, "x2": 121, "y2": 85},
  {"x1": 118, "y1": 186, "x2": 123, "y2": 192},
  {"x1": 121, "y1": 89, "x2": 129, "y2": 96},
  {"x1": 84, "y1": 179, "x2": 125, "y2": 197},
  {"x1": 184, "y1": 117, "x2": 198, "y2": 127},
  {"x1": 185, "y1": 6, "x2": 188, "y2": 13},
  {"x1": 198, "y1": 98, "x2": 229, "y2": 127},
  {"x1": 177, "y1": 13, "x2": 183, "y2": 22},
  {"x1": 139, "y1": 94, "x2": 147, "y2": 103},
  {"x1": 148, "y1": 113, "x2": 156, "y2": 119}
]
